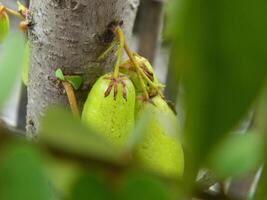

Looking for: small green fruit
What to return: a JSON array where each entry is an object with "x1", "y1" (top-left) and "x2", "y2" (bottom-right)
[
  {"x1": 22, "y1": 42, "x2": 30, "y2": 86},
  {"x1": 134, "y1": 95, "x2": 184, "y2": 178},
  {"x1": 82, "y1": 73, "x2": 136, "y2": 146},
  {"x1": 0, "y1": 6, "x2": 9, "y2": 43}
]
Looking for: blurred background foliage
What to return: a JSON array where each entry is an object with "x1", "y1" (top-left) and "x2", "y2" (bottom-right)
[{"x1": 1, "y1": 0, "x2": 267, "y2": 199}]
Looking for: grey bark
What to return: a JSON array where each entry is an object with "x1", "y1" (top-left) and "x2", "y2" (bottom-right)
[{"x1": 26, "y1": 0, "x2": 139, "y2": 134}]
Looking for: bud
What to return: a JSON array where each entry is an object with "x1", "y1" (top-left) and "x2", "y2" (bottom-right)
[{"x1": 17, "y1": 1, "x2": 29, "y2": 18}]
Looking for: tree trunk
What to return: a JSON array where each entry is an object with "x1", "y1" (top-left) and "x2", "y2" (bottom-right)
[{"x1": 26, "y1": 0, "x2": 139, "y2": 134}]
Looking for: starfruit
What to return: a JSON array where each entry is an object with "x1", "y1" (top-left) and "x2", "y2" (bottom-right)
[
  {"x1": 82, "y1": 73, "x2": 136, "y2": 146},
  {"x1": 134, "y1": 95, "x2": 184, "y2": 178},
  {"x1": 0, "y1": 6, "x2": 9, "y2": 43},
  {"x1": 22, "y1": 41, "x2": 30, "y2": 86}
]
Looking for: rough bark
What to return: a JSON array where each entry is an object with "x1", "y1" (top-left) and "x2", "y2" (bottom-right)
[{"x1": 26, "y1": 0, "x2": 139, "y2": 134}]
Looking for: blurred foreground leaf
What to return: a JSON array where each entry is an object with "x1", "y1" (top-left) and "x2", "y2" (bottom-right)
[
  {"x1": 0, "y1": 33, "x2": 25, "y2": 109},
  {"x1": 70, "y1": 173, "x2": 114, "y2": 200},
  {"x1": 125, "y1": 108, "x2": 152, "y2": 151},
  {"x1": 39, "y1": 107, "x2": 123, "y2": 163},
  {"x1": 252, "y1": 88, "x2": 267, "y2": 200},
  {"x1": 118, "y1": 173, "x2": 172, "y2": 200},
  {"x1": 208, "y1": 133, "x2": 263, "y2": 178},
  {"x1": 45, "y1": 159, "x2": 82, "y2": 199},
  {"x1": 0, "y1": 142, "x2": 54, "y2": 200},
  {"x1": 168, "y1": 0, "x2": 267, "y2": 184}
]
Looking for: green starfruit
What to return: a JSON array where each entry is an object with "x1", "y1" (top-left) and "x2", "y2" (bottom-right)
[
  {"x1": 134, "y1": 95, "x2": 184, "y2": 178},
  {"x1": 82, "y1": 73, "x2": 136, "y2": 147}
]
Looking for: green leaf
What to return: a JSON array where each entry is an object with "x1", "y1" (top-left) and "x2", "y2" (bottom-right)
[
  {"x1": 44, "y1": 158, "x2": 81, "y2": 199},
  {"x1": 39, "y1": 107, "x2": 122, "y2": 163},
  {"x1": 208, "y1": 133, "x2": 264, "y2": 178},
  {"x1": 0, "y1": 33, "x2": 25, "y2": 109},
  {"x1": 251, "y1": 88, "x2": 267, "y2": 200},
  {"x1": 65, "y1": 75, "x2": 83, "y2": 90},
  {"x1": 55, "y1": 68, "x2": 65, "y2": 81},
  {"x1": 71, "y1": 173, "x2": 115, "y2": 200},
  {"x1": 0, "y1": 142, "x2": 54, "y2": 200},
  {"x1": 169, "y1": 0, "x2": 267, "y2": 165},
  {"x1": 118, "y1": 173, "x2": 171, "y2": 200}
]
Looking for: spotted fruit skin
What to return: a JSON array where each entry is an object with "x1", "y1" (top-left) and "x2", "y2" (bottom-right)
[
  {"x1": 134, "y1": 95, "x2": 184, "y2": 178},
  {"x1": 0, "y1": 9, "x2": 9, "y2": 43},
  {"x1": 121, "y1": 54, "x2": 159, "y2": 93},
  {"x1": 82, "y1": 73, "x2": 136, "y2": 146},
  {"x1": 22, "y1": 42, "x2": 30, "y2": 86}
]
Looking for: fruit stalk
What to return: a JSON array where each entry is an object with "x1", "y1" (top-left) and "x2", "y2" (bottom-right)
[
  {"x1": 122, "y1": 33, "x2": 149, "y2": 100},
  {"x1": 113, "y1": 27, "x2": 125, "y2": 78},
  {"x1": 62, "y1": 81, "x2": 80, "y2": 117},
  {"x1": 4, "y1": 7, "x2": 24, "y2": 20},
  {"x1": 139, "y1": 67, "x2": 164, "y2": 97}
]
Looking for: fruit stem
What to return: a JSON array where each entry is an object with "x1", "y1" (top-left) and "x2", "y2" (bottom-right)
[
  {"x1": 123, "y1": 35, "x2": 149, "y2": 100},
  {"x1": 139, "y1": 68, "x2": 164, "y2": 97},
  {"x1": 4, "y1": 7, "x2": 24, "y2": 20},
  {"x1": 97, "y1": 39, "x2": 118, "y2": 61},
  {"x1": 113, "y1": 27, "x2": 125, "y2": 78},
  {"x1": 62, "y1": 81, "x2": 80, "y2": 118}
]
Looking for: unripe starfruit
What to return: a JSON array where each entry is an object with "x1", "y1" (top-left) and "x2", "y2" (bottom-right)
[
  {"x1": 134, "y1": 95, "x2": 184, "y2": 178},
  {"x1": 82, "y1": 73, "x2": 136, "y2": 146},
  {"x1": 0, "y1": 6, "x2": 9, "y2": 43}
]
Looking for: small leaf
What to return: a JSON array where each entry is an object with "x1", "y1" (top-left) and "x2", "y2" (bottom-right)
[
  {"x1": 55, "y1": 68, "x2": 65, "y2": 81},
  {"x1": 208, "y1": 132, "x2": 264, "y2": 178},
  {"x1": 39, "y1": 107, "x2": 122, "y2": 163},
  {"x1": 65, "y1": 75, "x2": 83, "y2": 90}
]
